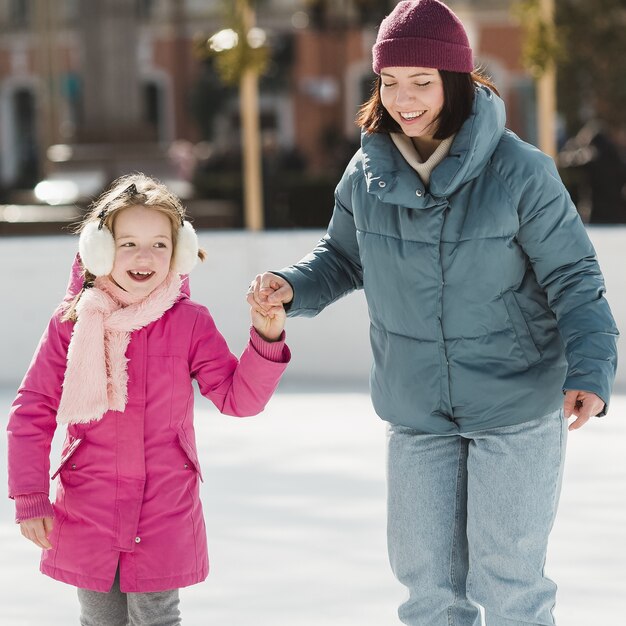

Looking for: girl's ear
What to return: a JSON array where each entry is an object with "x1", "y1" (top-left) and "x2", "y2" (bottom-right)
[
  {"x1": 172, "y1": 221, "x2": 199, "y2": 275},
  {"x1": 78, "y1": 221, "x2": 115, "y2": 276}
]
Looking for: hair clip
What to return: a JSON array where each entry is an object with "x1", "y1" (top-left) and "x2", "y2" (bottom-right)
[
  {"x1": 97, "y1": 209, "x2": 107, "y2": 230},
  {"x1": 95, "y1": 184, "x2": 137, "y2": 230}
]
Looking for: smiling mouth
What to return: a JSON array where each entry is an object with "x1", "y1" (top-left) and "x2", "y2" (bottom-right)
[
  {"x1": 400, "y1": 111, "x2": 426, "y2": 121},
  {"x1": 128, "y1": 270, "x2": 154, "y2": 282}
]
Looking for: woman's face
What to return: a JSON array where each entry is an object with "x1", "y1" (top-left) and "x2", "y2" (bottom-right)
[
  {"x1": 110, "y1": 204, "x2": 173, "y2": 297},
  {"x1": 380, "y1": 67, "x2": 444, "y2": 141}
]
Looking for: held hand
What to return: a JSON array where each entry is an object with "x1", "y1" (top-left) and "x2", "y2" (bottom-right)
[
  {"x1": 247, "y1": 272, "x2": 294, "y2": 313},
  {"x1": 563, "y1": 390, "x2": 605, "y2": 431},
  {"x1": 250, "y1": 300, "x2": 286, "y2": 342},
  {"x1": 20, "y1": 517, "x2": 53, "y2": 549}
]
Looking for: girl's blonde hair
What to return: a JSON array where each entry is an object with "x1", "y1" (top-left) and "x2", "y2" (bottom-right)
[{"x1": 63, "y1": 173, "x2": 205, "y2": 321}]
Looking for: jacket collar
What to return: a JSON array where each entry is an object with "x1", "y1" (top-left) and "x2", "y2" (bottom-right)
[{"x1": 361, "y1": 85, "x2": 506, "y2": 209}]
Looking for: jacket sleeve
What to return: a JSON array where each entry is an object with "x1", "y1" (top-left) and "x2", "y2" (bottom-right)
[
  {"x1": 515, "y1": 156, "x2": 619, "y2": 411},
  {"x1": 189, "y1": 306, "x2": 290, "y2": 417},
  {"x1": 274, "y1": 161, "x2": 364, "y2": 317},
  {"x1": 7, "y1": 313, "x2": 70, "y2": 499}
]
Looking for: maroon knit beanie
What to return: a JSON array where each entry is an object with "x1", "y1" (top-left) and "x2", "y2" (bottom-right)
[{"x1": 372, "y1": 0, "x2": 473, "y2": 74}]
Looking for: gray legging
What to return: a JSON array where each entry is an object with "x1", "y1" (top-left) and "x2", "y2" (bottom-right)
[{"x1": 77, "y1": 569, "x2": 181, "y2": 626}]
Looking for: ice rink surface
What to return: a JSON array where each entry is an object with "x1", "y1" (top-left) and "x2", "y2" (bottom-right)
[{"x1": 1, "y1": 385, "x2": 625, "y2": 625}]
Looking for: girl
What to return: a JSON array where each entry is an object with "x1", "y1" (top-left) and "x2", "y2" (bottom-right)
[
  {"x1": 7, "y1": 173, "x2": 289, "y2": 625},
  {"x1": 248, "y1": 1, "x2": 618, "y2": 624}
]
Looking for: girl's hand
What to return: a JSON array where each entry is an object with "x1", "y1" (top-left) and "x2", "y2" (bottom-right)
[
  {"x1": 247, "y1": 273, "x2": 294, "y2": 314},
  {"x1": 250, "y1": 301, "x2": 286, "y2": 342},
  {"x1": 20, "y1": 517, "x2": 53, "y2": 549},
  {"x1": 563, "y1": 390, "x2": 605, "y2": 431}
]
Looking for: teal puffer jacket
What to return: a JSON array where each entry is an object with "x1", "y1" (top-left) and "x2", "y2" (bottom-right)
[{"x1": 278, "y1": 86, "x2": 618, "y2": 434}]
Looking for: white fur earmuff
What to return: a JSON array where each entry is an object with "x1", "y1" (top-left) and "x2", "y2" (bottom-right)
[
  {"x1": 78, "y1": 220, "x2": 116, "y2": 277},
  {"x1": 172, "y1": 220, "x2": 199, "y2": 275},
  {"x1": 78, "y1": 218, "x2": 199, "y2": 277}
]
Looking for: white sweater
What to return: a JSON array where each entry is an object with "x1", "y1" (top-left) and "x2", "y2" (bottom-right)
[{"x1": 390, "y1": 132, "x2": 455, "y2": 186}]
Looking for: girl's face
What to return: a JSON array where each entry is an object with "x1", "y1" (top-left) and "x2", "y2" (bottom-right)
[
  {"x1": 110, "y1": 204, "x2": 173, "y2": 297},
  {"x1": 380, "y1": 67, "x2": 444, "y2": 142}
]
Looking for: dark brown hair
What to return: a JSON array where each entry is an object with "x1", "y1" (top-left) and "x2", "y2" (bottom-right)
[{"x1": 356, "y1": 69, "x2": 499, "y2": 138}]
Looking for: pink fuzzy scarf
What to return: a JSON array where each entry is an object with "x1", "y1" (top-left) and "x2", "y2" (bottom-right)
[{"x1": 56, "y1": 272, "x2": 182, "y2": 425}]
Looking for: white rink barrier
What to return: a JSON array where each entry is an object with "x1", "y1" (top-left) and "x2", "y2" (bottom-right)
[{"x1": 1, "y1": 227, "x2": 624, "y2": 390}]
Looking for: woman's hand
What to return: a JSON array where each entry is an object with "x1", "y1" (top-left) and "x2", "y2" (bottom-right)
[
  {"x1": 20, "y1": 517, "x2": 53, "y2": 549},
  {"x1": 247, "y1": 272, "x2": 294, "y2": 313},
  {"x1": 563, "y1": 390, "x2": 605, "y2": 431}
]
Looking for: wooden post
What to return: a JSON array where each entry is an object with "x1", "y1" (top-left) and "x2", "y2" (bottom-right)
[
  {"x1": 537, "y1": 0, "x2": 557, "y2": 158},
  {"x1": 239, "y1": 0, "x2": 264, "y2": 231},
  {"x1": 34, "y1": 0, "x2": 59, "y2": 175}
]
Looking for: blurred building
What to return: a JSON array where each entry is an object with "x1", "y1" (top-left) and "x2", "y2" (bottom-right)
[
  {"x1": 288, "y1": 0, "x2": 535, "y2": 173},
  {"x1": 0, "y1": 0, "x2": 534, "y2": 226}
]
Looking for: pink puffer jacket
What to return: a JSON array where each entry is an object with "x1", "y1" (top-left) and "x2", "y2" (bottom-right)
[{"x1": 7, "y1": 266, "x2": 290, "y2": 593}]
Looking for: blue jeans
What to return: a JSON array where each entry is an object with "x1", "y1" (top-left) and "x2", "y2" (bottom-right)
[{"x1": 387, "y1": 410, "x2": 567, "y2": 626}]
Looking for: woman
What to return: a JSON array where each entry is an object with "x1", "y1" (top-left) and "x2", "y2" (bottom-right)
[{"x1": 249, "y1": 1, "x2": 619, "y2": 624}]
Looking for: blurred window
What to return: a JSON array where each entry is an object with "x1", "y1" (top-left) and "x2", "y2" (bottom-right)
[
  {"x1": 144, "y1": 82, "x2": 161, "y2": 133},
  {"x1": 137, "y1": 0, "x2": 155, "y2": 20},
  {"x1": 65, "y1": 0, "x2": 79, "y2": 23},
  {"x1": 360, "y1": 74, "x2": 376, "y2": 104},
  {"x1": 9, "y1": 0, "x2": 30, "y2": 27},
  {"x1": 13, "y1": 88, "x2": 39, "y2": 187}
]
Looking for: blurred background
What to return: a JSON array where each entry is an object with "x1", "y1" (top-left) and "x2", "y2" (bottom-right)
[
  {"x1": 2, "y1": 0, "x2": 624, "y2": 390},
  {"x1": 0, "y1": 0, "x2": 624, "y2": 234},
  {"x1": 0, "y1": 2, "x2": 625, "y2": 624}
]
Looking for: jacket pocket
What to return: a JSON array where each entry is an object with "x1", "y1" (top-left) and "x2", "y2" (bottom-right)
[
  {"x1": 51, "y1": 436, "x2": 83, "y2": 480},
  {"x1": 177, "y1": 432, "x2": 204, "y2": 482},
  {"x1": 502, "y1": 290, "x2": 542, "y2": 366}
]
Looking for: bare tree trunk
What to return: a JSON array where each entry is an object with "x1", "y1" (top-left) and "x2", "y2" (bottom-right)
[
  {"x1": 239, "y1": 0, "x2": 264, "y2": 231},
  {"x1": 537, "y1": 0, "x2": 557, "y2": 158}
]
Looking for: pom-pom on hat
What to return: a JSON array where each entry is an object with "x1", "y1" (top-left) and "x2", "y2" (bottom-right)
[{"x1": 372, "y1": 0, "x2": 473, "y2": 75}]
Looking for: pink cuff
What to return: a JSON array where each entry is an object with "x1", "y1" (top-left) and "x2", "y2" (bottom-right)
[
  {"x1": 250, "y1": 328, "x2": 289, "y2": 363},
  {"x1": 14, "y1": 493, "x2": 54, "y2": 523}
]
